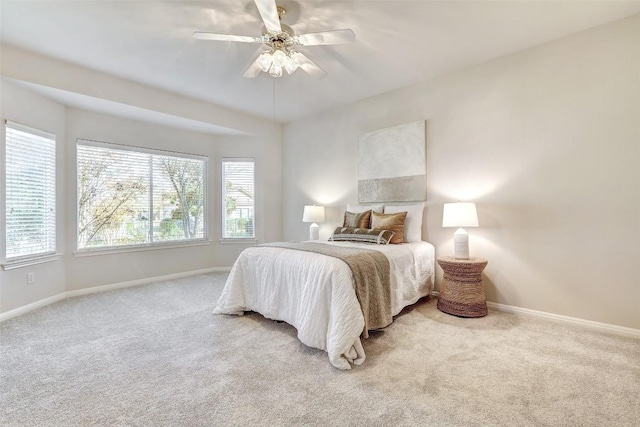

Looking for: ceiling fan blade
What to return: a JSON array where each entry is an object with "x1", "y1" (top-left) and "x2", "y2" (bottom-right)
[
  {"x1": 193, "y1": 32, "x2": 261, "y2": 43},
  {"x1": 295, "y1": 29, "x2": 356, "y2": 46},
  {"x1": 243, "y1": 59, "x2": 263, "y2": 78},
  {"x1": 254, "y1": 0, "x2": 281, "y2": 34},
  {"x1": 291, "y1": 52, "x2": 327, "y2": 79}
]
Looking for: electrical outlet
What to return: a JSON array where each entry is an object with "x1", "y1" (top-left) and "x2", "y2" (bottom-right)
[{"x1": 27, "y1": 272, "x2": 35, "y2": 284}]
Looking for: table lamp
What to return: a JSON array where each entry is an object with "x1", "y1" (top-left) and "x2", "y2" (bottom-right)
[
  {"x1": 442, "y1": 202, "x2": 479, "y2": 259},
  {"x1": 303, "y1": 205, "x2": 325, "y2": 240}
]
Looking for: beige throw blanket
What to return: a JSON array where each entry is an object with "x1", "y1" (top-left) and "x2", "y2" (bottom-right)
[{"x1": 260, "y1": 242, "x2": 392, "y2": 338}]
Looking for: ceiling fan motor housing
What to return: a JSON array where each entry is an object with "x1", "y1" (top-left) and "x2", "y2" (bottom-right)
[{"x1": 262, "y1": 24, "x2": 296, "y2": 49}]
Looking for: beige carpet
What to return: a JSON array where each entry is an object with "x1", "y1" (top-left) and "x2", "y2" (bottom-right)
[{"x1": 1, "y1": 272, "x2": 639, "y2": 426}]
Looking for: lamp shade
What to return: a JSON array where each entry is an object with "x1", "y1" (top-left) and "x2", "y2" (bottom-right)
[
  {"x1": 442, "y1": 202, "x2": 479, "y2": 228},
  {"x1": 303, "y1": 205, "x2": 325, "y2": 223}
]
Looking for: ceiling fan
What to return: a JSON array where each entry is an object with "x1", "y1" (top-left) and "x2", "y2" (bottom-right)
[{"x1": 193, "y1": 0, "x2": 356, "y2": 78}]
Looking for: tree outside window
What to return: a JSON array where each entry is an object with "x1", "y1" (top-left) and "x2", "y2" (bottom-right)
[{"x1": 77, "y1": 141, "x2": 206, "y2": 250}]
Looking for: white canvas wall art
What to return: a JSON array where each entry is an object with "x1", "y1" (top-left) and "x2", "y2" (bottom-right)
[{"x1": 357, "y1": 120, "x2": 426, "y2": 202}]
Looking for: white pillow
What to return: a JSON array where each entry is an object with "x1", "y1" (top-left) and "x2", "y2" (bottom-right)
[
  {"x1": 346, "y1": 203, "x2": 384, "y2": 214},
  {"x1": 383, "y1": 202, "x2": 425, "y2": 242}
]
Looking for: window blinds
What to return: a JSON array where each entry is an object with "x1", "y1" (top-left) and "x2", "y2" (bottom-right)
[
  {"x1": 222, "y1": 159, "x2": 255, "y2": 239},
  {"x1": 77, "y1": 143, "x2": 149, "y2": 248},
  {"x1": 77, "y1": 140, "x2": 206, "y2": 250},
  {"x1": 5, "y1": 122, "x2": 56, "y2": 259}
]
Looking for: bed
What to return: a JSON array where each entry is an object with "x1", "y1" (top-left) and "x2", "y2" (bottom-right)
[{"x1": 213, "y1": 237, "x2": 435, "y2": 370}]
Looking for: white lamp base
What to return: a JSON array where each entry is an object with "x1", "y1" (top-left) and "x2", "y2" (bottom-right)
[
  {"x1": 453, "y1": 227, "x2": 470, "y2": 259},
  {"x1": 309, "y1": 223, "x2": 319, "y2": 241}
]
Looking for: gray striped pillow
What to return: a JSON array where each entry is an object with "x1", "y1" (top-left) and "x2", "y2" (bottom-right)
[{"x1": 328, "y1": 227, "x2": 395, "y2": 245}]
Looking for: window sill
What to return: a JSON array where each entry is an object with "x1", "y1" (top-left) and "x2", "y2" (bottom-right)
[
  {"x1": 2, "y1": 253, "x2": 62, "y2": 271},
  {"x1": 219, "y1": 238, "x2": 258, "y2": 245},
  {"x1": 74, "y1": 240, "x2": 212, "y2": 257}
]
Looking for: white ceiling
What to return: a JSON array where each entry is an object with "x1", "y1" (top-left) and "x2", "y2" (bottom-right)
[{"x1": 2, "y1": 1, "x2": 640, "y2": 125}]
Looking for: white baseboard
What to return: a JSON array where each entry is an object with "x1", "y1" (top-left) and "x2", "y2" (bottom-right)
[
  {"x1": 0, "y1": 293, "x2": 67, "y2": 323},
  {"x1": 4, "y1": 271, "x2": 638, "y2": 341},
  {"x1": 487, "y1": 301, "x2": 640, "y2": 339},
  {"x1": 65, "y1": 267, "x2": 230, "y2": 298},
  {"x1": 0, "y1": 267, "x2": 231, "y2": 323}
]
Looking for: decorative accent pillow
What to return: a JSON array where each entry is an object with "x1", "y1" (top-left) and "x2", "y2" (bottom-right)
[
  {"x1": 384, "y1": 202, "x2": 425, "y2": 242},
  {"x1": 346, "y1": 203, "x2": 384, "y2": 214},
  {"x1": 343, "y1": 210, "x2": 372, "y2": 228},
  {"x1": 329, "y1": 227, "x2": 395, "y2": 245},
  {"x1": 371, "y1": 211, "x2": 407, "y2": 244}
]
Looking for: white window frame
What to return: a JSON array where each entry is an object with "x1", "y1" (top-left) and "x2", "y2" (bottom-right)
[
  {"x1": 221, "y1": 157, "x2": 255, "y2": 241},
  {"x1": 2, "y1": 121, "x2": 57, "y2": 270},
  {"x1": 76, "y1": 139, "x2": 208, "y2": 254}
]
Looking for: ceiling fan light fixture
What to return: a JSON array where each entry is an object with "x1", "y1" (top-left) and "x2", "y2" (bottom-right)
[
  {"x1": 269, "y1": 63, "x2": 283, "y2": 78},
  {"x1": 272, "y1": 49, "x2": 287, "y2": 67},
  {"x1": 257, "y1": 48, "x2": 298, "y2": 77},
  {"x1": 257, "y1": 51, "x2": 273, "y2": 72}
]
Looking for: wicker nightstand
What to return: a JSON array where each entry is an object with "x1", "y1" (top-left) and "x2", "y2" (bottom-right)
[{"x1": 437, "y1": 256, "x2": 488, "y2": 317}]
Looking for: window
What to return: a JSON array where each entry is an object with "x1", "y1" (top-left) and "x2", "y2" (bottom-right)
[
  {"x1": 4, "y1": 121, "x2": 56, "y2": 260},
  {"x1": 222, "y1": 158, "x2": 254, "y2": 239},
  {"x1": 77, "y1": 140, "x2": 206, "y2": 250}
]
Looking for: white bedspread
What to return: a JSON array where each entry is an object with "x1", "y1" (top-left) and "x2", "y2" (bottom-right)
[{"x1": 213, "y1": 241, "x2": 435, "y2": 370}]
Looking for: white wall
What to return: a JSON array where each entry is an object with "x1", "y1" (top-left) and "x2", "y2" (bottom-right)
[
  {"x1": 0, "y1": 81, "x2": 282, "y2": 312},
  {"x1": 64, "y1": 109, "x2": 282, "y2": 291},
  {"x1": 0, "y1": 80, "x2": 67, "y2": 312},
  {"x1": 282, "y1": 16, "x2": 640, "y2": 329},
  {"x1": 0, "y1": 45, "x2": 270, "y2": 136}
]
